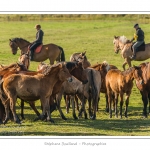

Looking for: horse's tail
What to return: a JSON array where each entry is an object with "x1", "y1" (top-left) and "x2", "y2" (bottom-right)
[
  {"x1": 58, "y1": 46, "x2": 65, "y2": 61},
  {"x1": 90, "y1": 69, "x2": 98, "y2": 111}
]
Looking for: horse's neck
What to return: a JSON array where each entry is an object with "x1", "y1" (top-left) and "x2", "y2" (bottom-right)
[
  {"x1": 123, "y1": 71, "x2": 134, "y2": 82},
  {"x1": 119, "y1": 42, "x2": 126, "y2": 50},
  {"x1": 17, "y1": 40, "x2": 30, "y2": 53}
]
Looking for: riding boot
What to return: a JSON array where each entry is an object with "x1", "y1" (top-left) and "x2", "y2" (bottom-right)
[
  {"x1": 30, "y1": 50, "x2": 34, "y2": 61},
  {"x1": 130, "y1": 54, "x2": 136, "y2": 60}
]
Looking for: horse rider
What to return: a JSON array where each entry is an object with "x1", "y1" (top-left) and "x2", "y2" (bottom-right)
[
  {"x1": 29, "y1": 24, "x2": 44, "y2": 61},
  {"x1": 130, "y1": 23, "x2": 145, "y2": 60}
]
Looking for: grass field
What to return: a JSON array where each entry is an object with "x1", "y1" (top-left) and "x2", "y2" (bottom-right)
[{"x1": 0, "y1": 17, "x2": 150, "y2": 136}]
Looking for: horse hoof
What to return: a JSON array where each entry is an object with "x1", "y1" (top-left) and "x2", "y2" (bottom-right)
[
  {"x1": 105, "y1": 109, "x2": 109, "y2": 113},
  {"x1": 49, "y1": 119, "x2": 55, "y2": 123},
  {"x1": 34, "y1": 117, "x2": 40, "y2": 121},
  {"x1": 90, "y1": 116, "x2": 96, "y2": 120},
  {"x1": 73, "y1": 115, "x2": 78, "y2": 120},
  {"x1": 16, "y1": 120, "x2": 22, "y2": 124},
  {"x1": 61, "y1": 116, "x2": 67, "y2": 120}
]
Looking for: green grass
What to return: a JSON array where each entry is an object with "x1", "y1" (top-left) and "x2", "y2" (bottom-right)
[{"x1": 0, "y1": 17, "x2": 150, "y2": 136}]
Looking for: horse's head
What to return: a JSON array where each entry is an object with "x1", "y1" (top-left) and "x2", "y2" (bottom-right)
[
  {"x1": 65, "y1": 61, "x2": 88, "y2": 84},
  {"x1": 9, "y1": 39, "x2": 18, "y2": 55},
  {"x1": 132, "y1": 65, "x2": 144, "y2": 84},
  {"x1": 113, "y1": 36, "x2": 120, "y2": 54},
  {"x1": 18, "y1": 53, "x2": 30, "y2": 70}
]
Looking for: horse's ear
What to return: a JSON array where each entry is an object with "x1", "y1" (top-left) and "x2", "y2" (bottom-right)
[
  {"x1": 114, "y1": 36, "x2": 118, "y2": 39},
  {"x1": 58, "y1": 63, "x2": 63, "y2": 68},
  {"x1": 9, "y1": 39, "x2": 12, "y2": 42},
  {"x1": 83, "y1": 51, "x2": 86, "y2": 55}
]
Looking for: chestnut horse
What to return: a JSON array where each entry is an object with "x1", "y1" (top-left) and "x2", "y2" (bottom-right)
[
  {"x1": 9, "y1": 38, "x2": 65, "y2": 65},
  {"x1": 113, "y1": 35, "x2": 150, "y2": 70},
  {"x1": 106, "y1": 66, "x2": 142, "y2": 118},
  {"x1": 2, "y1": 63, "x2": 72, "y2": 124},
  {"x1": 134, "y1": 62, "x2": 150, "y2": 118}
]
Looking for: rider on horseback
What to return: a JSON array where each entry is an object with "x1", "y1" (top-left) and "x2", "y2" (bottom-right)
[
  {"x1": 29, "y1": 24, "x2": 44, "y2": 61},
  {"x1": 130, "y1": 23, "x2": 145, "y2": 60}
]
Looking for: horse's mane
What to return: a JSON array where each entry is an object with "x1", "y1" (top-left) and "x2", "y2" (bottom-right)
[
  {"x1": 121, "y1": 67, "x2": 134, "y2": 75},
  {"x1": 11, "y1": 37, "x2": 30, "y2": 44},
  {"x1": 90, "y1": 61, "x2": 110, "y2": 71},
  {"x1": 65, "y1": 61, "x2": 77, "y2": 70},
  {"x1": 42, "y1": 63, "x2": 63, "y2": 76},
  {"x1": 119, "y1": 35, "x2": 128, "y2": 44}
]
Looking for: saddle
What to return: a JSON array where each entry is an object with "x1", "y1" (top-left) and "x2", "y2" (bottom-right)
[
  {"x1": 131, "y1": 42, "x2": 145, "y2": 52},
  {"x1": 28, "y1": 44, "x2": 43, "y2": 53}
]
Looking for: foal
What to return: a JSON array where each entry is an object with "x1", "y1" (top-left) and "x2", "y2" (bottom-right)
[{"x1": 106, "y1": 66, "x2": 141, "y2": 118}]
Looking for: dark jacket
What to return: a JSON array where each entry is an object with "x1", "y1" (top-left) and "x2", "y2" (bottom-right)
[
  {"x1": 34, "y1": 29, "x2": 44, "y2": 44},
  {"x1": 135, "y1": 27, "x2": 144, "y2": 41}
]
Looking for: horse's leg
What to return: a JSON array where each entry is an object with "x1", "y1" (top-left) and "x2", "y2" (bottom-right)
[
  {"x1": 9, "y1": 95, "x2": 20, "y2": 124},
  {"x1": 45, "y1": 97, "x2": 54, "y2": 123},
  {"x1": 91, "y1": 95, "x2": 98, "y2": 120},
  {"x1": 114, "y1": 93, "x2": 119, "y2": 118},
  {"x1": 75, "y1": 95, "x2": 79, "y2": 111},
  {"x1": 64, "y1": 95, "x2": 70, "y2": 114},
  {"x1": 49, "y1": 58, "x2": 55, "y2": 65},
  {"x1": 71, "y1": 95, "x2": 78, "y2": 119},
  {"x1": 77, "y1": 93, "x2": 87, "y2": 119},
  {"x1": 20, "y1": 100, "x2": 25, "y2": 120},
  {"x1": 97, "y1": 97, "x2": 100, "y2": 111},
  {"x1": 3, "y1": 99, "x2": 10, "y2": 124},
  {"x1": 124, "y1": 92, "x2": 131, "y2": 118},
  {"x1": 122, "y1": 60, "x2": 127, "y2": 71},
  {"x1": 148, "y1": 92, "x2": 150, "y2": 114},
  {"x1": 119, "y1": 93, "x2": 124, "y2": 119},
  {"x1": 105, "y1": 94, "x2": 109, "y2": 112},
  {"x1": 56, "y1": 93, "x2": 67, "y2": 120},
  {"x1": 140, "y1": 91, "x2": 148, "y2": 118},
  {"x1": 29, "y1": 101, "x2": 40, "y2": 117}
]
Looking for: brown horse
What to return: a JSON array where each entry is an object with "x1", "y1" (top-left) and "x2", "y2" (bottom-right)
[
  {"x1": 113, "y1": 35, "x2": 150, "y2": 70},
  {"x1": 19, "y1": 61, "x2": 88, "y2": 121},
  {"x1": 106, "y1": 66, "x2": 142, "y2": 118},
  {"x1": 0, "y1": 63, "x2": 28, "y2": 123},
  {"x1": 134, "y1": 62, "x2": 150, "y2": 118},
  {"x1": 2, "y1": 63, "x2": 72, "y2": 124},
  {"x1": 9, "y1": 38, "x2": 65, "y2": 65},
  {"x1": 70, "y1": 51, "x2": 91, "y2": 69}
]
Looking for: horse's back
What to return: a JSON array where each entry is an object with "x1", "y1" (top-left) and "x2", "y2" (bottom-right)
[{"x1": 106, "y1": 69, "x2": 122, "y2": 90}]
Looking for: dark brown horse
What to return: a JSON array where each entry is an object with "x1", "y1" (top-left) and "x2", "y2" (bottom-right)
[
  {"x1": 9, "y1": 38, "x2": 65, "y2": 65},
  {"x1": 106, "y1": 66, "x2": 142, "y2": 118},
  {"x1": 134, "y1": 62, "x2": 150, "y2": 118}
]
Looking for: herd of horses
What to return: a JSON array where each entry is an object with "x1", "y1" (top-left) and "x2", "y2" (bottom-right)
[{"x1": 0, "y1": 36, "x2": 150, "y2": 125}]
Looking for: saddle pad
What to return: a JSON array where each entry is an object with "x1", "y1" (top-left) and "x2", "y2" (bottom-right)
[
  {"x1": 131, "y1": 42, "x2": 145, "y2": 52},
  {"x1": 35, "y1": 44, "x2": 43, "y2": 53}
]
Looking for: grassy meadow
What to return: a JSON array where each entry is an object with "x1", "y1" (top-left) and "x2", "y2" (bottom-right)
[{"x1": 0, "y1": 16, "x2": 150, "y2": 136}]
